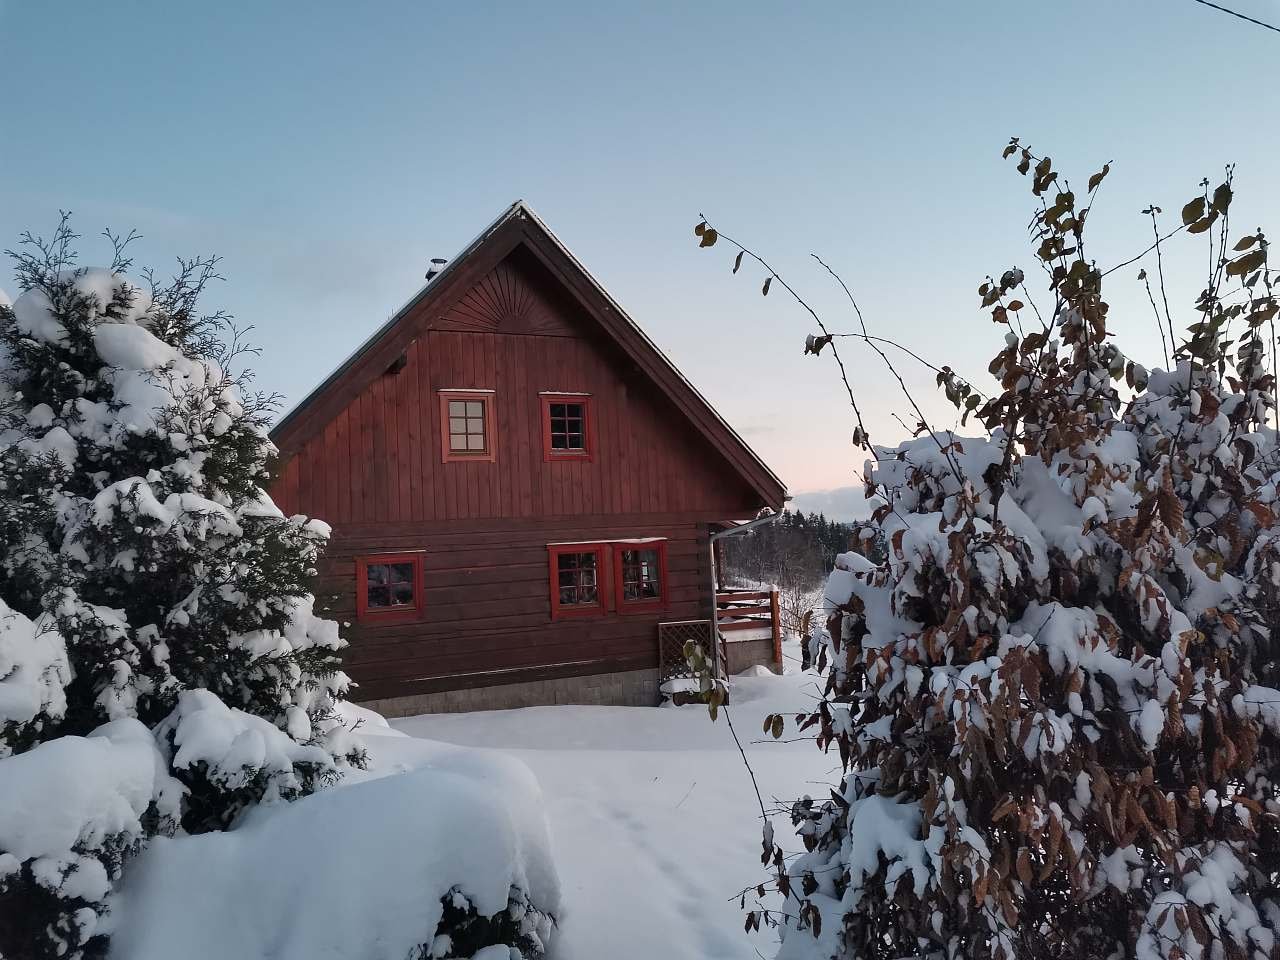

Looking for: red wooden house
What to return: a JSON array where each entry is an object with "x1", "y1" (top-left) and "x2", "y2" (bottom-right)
[{"x1": 269, "y1": 202, "x2": 787, "y2": 715}]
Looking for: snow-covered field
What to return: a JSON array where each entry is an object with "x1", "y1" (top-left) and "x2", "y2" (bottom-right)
[{"x1": 390, "y1": 641, "x2": 831, "y2": 960}]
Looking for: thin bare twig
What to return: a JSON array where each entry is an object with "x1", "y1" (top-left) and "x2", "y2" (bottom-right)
[
  {"x1": 697, "y1": 214, "x2": 871, "y2": 449},
  {"x1": 1101, "y1": 222, "x2": 1188, "y2": 278},
  {"x1": 811, "y1": 253, "x2": 969, "y2": 485}
]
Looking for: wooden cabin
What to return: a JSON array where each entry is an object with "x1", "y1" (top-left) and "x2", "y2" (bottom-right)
[{"x1": 269, "y1": 202, "x2": 787, "y2": 715}]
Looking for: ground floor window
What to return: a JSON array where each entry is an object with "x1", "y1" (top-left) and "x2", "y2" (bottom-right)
[
  {"x1": 547, "y1": 540, "x2": 667, "y2": 620},
  {"x1": 356, "y1": 552, "x2": 425, "y2": 622},
  {"x1": 548, "y1": 544, "x2": 607, "y2": 618},
  {"x1": 614, "y1": 543, "x2": 666, "y2": 611}
]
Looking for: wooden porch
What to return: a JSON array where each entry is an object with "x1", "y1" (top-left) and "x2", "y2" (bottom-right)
[{"x1": 715, "y1": 587, "x2": 782, "y2": 675}]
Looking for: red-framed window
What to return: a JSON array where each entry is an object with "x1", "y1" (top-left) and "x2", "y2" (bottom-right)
[
  {"x1": 541, "y1": 393, "x2": 592, "y2": 461},
  {"x1": 613, "y1": 541, "x2": 668, "y2": 613},
  {"x1": 355, "y1": 552, "x2": 425, "y2": 623},
  {"x1": 548, "y1": 544, "x2": 607, "y2": 619},
  {"x1": 439, "y1": 390, "x2": 497, "y2": 463},
  {"x1": 547, "y1": 540, "x2": 667, "y2": 620}
]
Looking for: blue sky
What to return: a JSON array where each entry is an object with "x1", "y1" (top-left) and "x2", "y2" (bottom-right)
[{"x1": 2, "y1": 1, "x2": 1277, "y2": 505}]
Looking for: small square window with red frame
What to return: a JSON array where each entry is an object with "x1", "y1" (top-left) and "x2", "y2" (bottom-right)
[
  {"x1": 542, "y1": 394, "x2": 592, "y2": 461},
  {"x1": 356, "y1": 552, "x2": 424, "y2": 622},
  {"x1": 548, "y1": 544, "x2": 607, "y2": 619},
  {"x1": 613, "y1": 541, "x2": 667, "y2": 613}
]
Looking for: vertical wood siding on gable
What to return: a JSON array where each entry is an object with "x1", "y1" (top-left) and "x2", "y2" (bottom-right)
[{"x1": 273, "y1": 261, "x2": 759, "y2": 524}]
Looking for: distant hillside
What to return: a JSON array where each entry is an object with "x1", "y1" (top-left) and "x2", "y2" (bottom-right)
[{"x1": 788, "y1": 486, "x2": 871, "y2": 523}]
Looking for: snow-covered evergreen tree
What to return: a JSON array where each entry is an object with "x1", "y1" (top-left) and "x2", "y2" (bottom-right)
[
  {"x1": 0, "y1": 220, "x2": 357, "y2": 958},
  {"x1": 715, "y1": 152, "x2": 1280, "y2": 959},
  {"x1": 0, "y1": 220, "x2": 559, "y2": 960}
]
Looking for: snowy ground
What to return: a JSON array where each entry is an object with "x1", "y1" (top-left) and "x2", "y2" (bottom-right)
[{"x1": 391, "y1": 640, "x2": 834, "y2": 960}]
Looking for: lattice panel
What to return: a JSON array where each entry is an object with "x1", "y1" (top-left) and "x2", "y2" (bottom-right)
[{"x1": 658, "y1": 619, "x2": 716, "y2": 683}]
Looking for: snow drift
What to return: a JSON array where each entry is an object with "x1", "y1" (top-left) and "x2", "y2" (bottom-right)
[{"x1": 107, "y1": 733, "x2": 560, "y2": 960}]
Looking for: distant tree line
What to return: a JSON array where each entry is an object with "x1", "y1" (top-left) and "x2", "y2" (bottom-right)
[
  {"x1": 719, "y1": 510, "x2": 854, "y2": 638},
  {"x1": 720, "y1": 509, "x2": 852, "y2": 592}
]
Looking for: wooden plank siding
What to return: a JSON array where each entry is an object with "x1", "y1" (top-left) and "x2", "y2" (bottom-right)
[
  {"x1": 274, "y1": 328, "x2": 761, "y2": 523},
  {"x1": 311, "y1": 517, "x2": 712, "y2": 702},
  {"x1": 270, "y1": 221, "x2": 780, "y2": 705}
]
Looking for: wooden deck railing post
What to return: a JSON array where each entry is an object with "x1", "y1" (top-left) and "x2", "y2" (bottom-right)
[{"x1": 769, "y1": 587, "x2": 782, "y2": 668}]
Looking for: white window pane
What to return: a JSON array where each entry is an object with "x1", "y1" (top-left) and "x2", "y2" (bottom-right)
[
  {"x1": 448, "y1": 400, "x2": 466, "y2": 416},
  {"x1": 466, "y1": 434, "x2": 484, "y2": 450},
  {"x1": 466, "y1": 418, "x2": 483, "y2": 434},
  {"x1": 449, "y1": 417, "x2": 466, "y2": 434},
  {"x1": 449, "y1": 435, "x2": 467, "y2": 450},
  {"x1": 466, "y1": 401, "x2": 484, "y2": 417}
]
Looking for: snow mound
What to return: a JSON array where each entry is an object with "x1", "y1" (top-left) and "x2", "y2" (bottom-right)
[
  {"x1": 0, "y1": 598, "x2": 70, "y2": 746},
  {"x1": 107, "y1": 738, "x2": 561, "y2": 960},
  {"x1": 93, "y1": 322, "x2": 179, "y2": 371},
  {"x1": 10, "y1": 269, "x2": 152, "y2": 347},
  {"x1": 157, "y1": 689, "x2": 333, "y2": 799},
  {"x1": 0, "y1": 718, "x2": 183, "y2": 955},
  {"x1": 0, "y1": 719, "x2": 181, "y2": 864}
]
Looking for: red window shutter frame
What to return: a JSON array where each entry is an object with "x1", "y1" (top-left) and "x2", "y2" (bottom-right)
[
  {"x1": 547, "y1": 543, "x2": 609, "y2": 621},
  {"x1": 613, "y1": 541, "x2": 669, "y2": 614},
  {"x1": 541, "y1": 394, "x2": 593, "y2": 462},
  {"x1": 355, "y1": 551, "x2": 426, "y2": 624}
]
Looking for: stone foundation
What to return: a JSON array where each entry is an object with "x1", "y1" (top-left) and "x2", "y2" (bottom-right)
[{"x1": 359, "y1": 667, "x2": 662, "y2": 718}]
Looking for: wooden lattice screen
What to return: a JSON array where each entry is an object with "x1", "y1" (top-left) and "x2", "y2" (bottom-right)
[{"x1": 657, "y1": 619, "x2": 717, "y2": 683}]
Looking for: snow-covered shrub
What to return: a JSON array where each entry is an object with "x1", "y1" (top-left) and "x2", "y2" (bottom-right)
[
  {"x1": 0, "y1": 719, "x2": 181, "y2": 959},
  {"x1": 105, "y1": 744, "x2": 560, "y2": 960},
  {"x1": 0, "y1": 219, "x2": 357, "y2": 958},
  {"x1": 0, "y1": 221, "x2": 558, "y2": 959},
  {"x1": 155, "y1": 688, "x2": 338, "y2": 833},
  {"x1": 707, "y1": 153, "x2": 1280, "y2": 959},
  {"x1": 0, "y1": 597, "x2": 70, "y2": 757},
  {"x1": 0, "y1": 223, "x2": 351, "y2": 748}
]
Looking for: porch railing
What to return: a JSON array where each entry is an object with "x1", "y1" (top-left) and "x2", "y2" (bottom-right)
[{"x1": 715, "y1": 587, "x2": 782, "y2": 667}]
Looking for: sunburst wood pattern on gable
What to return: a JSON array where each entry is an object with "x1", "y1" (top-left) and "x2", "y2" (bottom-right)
[{"x1": 435, "y1": 255, "x2": 580, "y2": 337}]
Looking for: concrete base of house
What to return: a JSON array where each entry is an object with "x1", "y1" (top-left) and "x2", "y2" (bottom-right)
[
  {"x1": 724, "y1": 637, "x2": 782, "y2": 676},
  {"x1": 359, "y1": 667, "x2": 662, "y2": 718}
]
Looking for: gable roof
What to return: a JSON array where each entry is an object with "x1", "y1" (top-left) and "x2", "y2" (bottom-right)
[{"x1": 270, "y1": 201, "x2": 786, "y2": 508}]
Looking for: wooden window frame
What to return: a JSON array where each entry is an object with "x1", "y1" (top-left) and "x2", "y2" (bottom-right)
[
  {"x1": 355, "y1": 551, "x2": 425, "y2": 624},
  {"x1": 439, "y1": 390, "x2": 497, "y2": 464},
  {"x1": 548, "y1": 543, "x2": 609, "y2": 620},
  {"x1": 541, "y1": 393, "x2": 593, "y2": 462},
  {"x1": 547, "y1": 539, "x2": 669, "y2": 621},
  {"x1": 612, "y1": 541, "x2": 668, "y2": 614}
]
